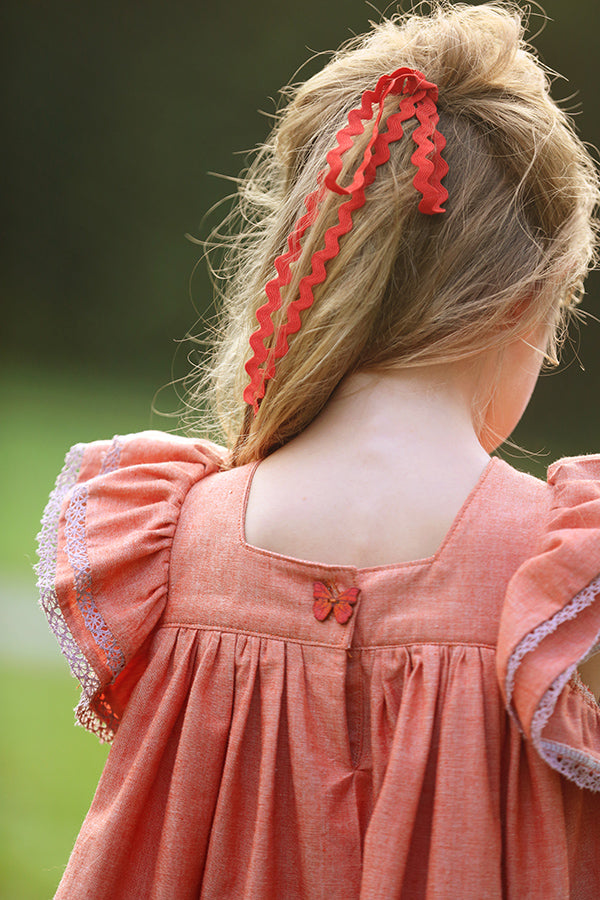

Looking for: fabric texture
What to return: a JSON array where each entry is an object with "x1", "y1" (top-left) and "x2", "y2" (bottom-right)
[{"x1": 37, "y1": 431, "x2": 600, "y2": 899}]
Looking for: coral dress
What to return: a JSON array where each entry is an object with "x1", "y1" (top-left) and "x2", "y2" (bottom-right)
[{"x1": 37, "y1": 431, "x2": 600, "y2": 899}]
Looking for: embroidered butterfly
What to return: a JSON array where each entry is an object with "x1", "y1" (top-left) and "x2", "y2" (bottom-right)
[{"x1": 313, "y1": 581, "x2": 360, "y2": 624}]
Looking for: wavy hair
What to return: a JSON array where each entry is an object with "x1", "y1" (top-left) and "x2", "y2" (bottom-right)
[{"x1": 185, "y1": 1, "x2": 599, "y2": 464}]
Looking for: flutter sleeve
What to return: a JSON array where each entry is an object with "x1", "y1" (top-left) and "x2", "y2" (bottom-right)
[
  {"x1": 36, "y1": 430, "x2": 224, "y2": 742},
  {"x1": 497, "y1": 456, "x2": 600, "y2": 791}
]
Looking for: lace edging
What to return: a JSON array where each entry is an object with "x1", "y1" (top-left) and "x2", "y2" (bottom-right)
[
  {"x1": 505, "y1": 573, "x2": 600, "y2": 790},
  {"x1": 36, "y1": 444, "x2": 103, "y2": 703},
  {"x1": 35, "y1": 439, "x2": 126, "y2": 743},
  {"x1": 64, "y1": 484, "x2": 126, "y2": 678},
  {"x1": 505, "y1": 573, "x2": 600, "y2": 709},
  {"x1": 100, "y1": 435, "x2": 123, "y2": 475},
  {"x1": 538, "y1": 738, "x2": 600, "y2": 792}
]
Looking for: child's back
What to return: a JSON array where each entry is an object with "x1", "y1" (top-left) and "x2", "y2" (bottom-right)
[
  {"x1": 43, "y1": 430, "x2": 599, "y2": 898},
  {"x1": 246, "y1": 367, "x2": 496, "y2": 568},
  {"x1": 38, "y1": 2, "x2": 600, "y2": 897}
]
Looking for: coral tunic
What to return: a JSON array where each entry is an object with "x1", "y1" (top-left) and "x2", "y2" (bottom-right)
[{"x1": 37, "y1": 432, "x2": 600, "y2": 899}]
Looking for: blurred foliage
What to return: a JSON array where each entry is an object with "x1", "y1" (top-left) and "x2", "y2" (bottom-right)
[
  {"x1": 3, "y1": 0, "x2": 376, "y2": 380},
  {"x1": 2, "y1": 0, "x2": 600, "y2": 442}
]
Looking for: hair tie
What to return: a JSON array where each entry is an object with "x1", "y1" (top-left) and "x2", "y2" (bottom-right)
[{"x1": 243, "y1": 67, "x2": 449, "y2": 413}]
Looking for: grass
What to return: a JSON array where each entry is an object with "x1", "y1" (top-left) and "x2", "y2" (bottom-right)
[{"x1": 0, "y1": 661, "x2": 109, "y2": 899}]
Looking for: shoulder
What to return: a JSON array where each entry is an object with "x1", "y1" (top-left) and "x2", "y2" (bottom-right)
[
  {"x1": 490, "y1": 453, "x2": 600, "y2": 533},
  {"x1": 547, "y1": 453, "x2": 600, "y2": 505},
  {"x1": 67, "y1": 429, "x2": 227, "y2": 481},
  {"x1": 49, "y1": 430, "x2": 228, "y2": 534},
  {"x1": 491, "y1": 457, "x2": 549, "y2": 517},
  {"x1": 36, "y1": 431, "x2": 228, "y2": 741},
  {"x1": 495, "y1": 451, "x2": 600, "y2": 550},
  {"x1": 496, "y1": 452, "x2": 600, "y2": 791},
  {"x1": 461, "y1": 458, "x2": 550, "y2": 578}
]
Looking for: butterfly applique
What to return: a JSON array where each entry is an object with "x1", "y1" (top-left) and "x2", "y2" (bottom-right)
[{"x1": 313, "y1": 580, "x2": 360, "y2": 624}]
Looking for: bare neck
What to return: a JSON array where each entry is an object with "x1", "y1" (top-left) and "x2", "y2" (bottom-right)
[
  {"x1": 288, "y1": 365, "x2": 490, "y2": 473},
  {"x1": 243, "y1": 365, "x2": 492, "y2": 568}
]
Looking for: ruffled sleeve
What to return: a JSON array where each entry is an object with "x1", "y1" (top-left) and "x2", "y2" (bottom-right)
[
  {"x1": 497, "y1": 456, "x2": 600, "y2": 791},
  {"x1": 36, "y1": 431, "x2": 224, "y2": 742}
]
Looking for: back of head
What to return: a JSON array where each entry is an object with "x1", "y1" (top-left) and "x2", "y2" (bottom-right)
[{"x1": 191, "y1": 1, "x2": 599, "y2": 464}]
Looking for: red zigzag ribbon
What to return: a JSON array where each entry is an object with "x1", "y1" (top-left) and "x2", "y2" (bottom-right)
[{"x1": 243, "y1": 67, "x2": 449, "y2": 413}]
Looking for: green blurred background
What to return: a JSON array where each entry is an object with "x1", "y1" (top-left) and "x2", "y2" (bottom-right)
[{"x1": 2, "y1": 1, "x2": 600, "y2": 895}]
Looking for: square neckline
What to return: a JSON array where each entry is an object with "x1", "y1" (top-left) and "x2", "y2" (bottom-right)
[{"x1": 238, "y1": 455, "x2": 501, "y2": 575}]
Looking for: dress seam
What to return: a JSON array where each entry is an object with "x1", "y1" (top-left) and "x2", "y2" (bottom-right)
[
  {"x1": 158, "y1": 623, "x2": 497, "y2": 651},
  {"x1": 237, "y1": 456, "x2": 499, "y2": 574}
]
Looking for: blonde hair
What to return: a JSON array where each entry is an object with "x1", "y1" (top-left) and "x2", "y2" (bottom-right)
[{"x1": 187, "y1": 1, "x2": 599, "y2": 465}]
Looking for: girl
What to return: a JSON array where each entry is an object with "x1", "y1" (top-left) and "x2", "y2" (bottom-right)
[{"x1": 38, "y1": 2, "x2": 600, "y2": 897}]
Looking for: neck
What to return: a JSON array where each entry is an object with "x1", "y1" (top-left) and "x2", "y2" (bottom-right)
[{"x1": 294, "y1": 363, "x2": 491, "y2": 470}]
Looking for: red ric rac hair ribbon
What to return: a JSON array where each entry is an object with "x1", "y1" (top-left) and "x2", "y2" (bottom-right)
[{"x1": 243, "y1": 67, "x2": 449, "y2": 413}]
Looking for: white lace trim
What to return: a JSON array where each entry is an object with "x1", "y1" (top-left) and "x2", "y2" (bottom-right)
[
  {"x1": 100, "y1": 435, "x2": 123, "y2": 475},
  {"x1": 538, "y1": 739, "x2": 600, "y2": 792},
  {"x1": 36, "y1": 444, "x2": 103, "y2": 703},
  {"x1": 505, "y1": 573, "x2": 600, "y2": 790},
  {"x1": 505, "y1": 573, "x2": 600, "y2": 710},
  {"x1": 35, "y1": 439, "x2": 127, "y2": 743},
  {"x1": 64, "y1": 484, "x2": 126, "y2": 677}
]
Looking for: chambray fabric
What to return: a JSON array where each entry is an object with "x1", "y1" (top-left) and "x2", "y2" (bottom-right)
[{"x1": 38, "y1": 431, "x2": 600, "y2": 899}]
